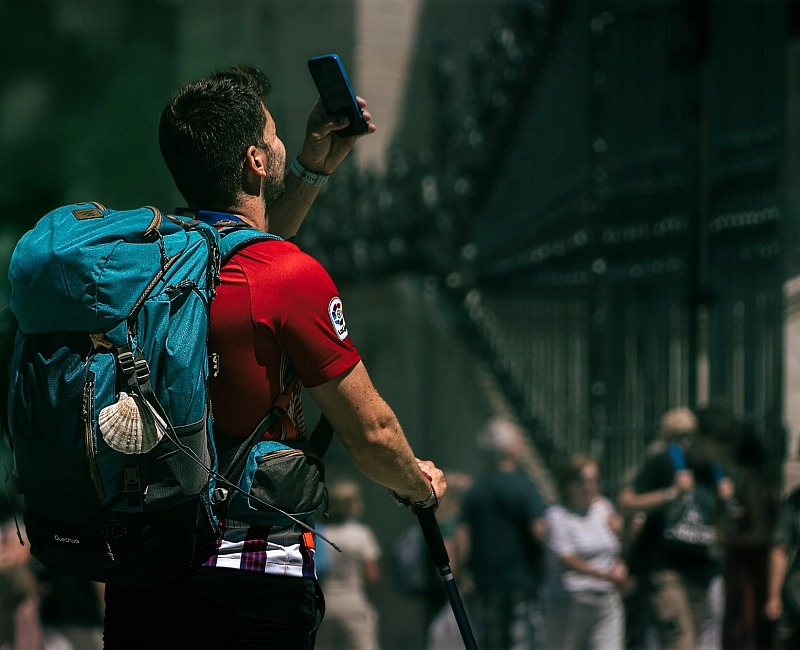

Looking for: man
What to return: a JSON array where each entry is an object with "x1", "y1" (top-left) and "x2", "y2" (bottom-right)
[
  {"x1": 765, "y1": 484, "x2": 800, "y2": 648},
  {"x1": 618, "y1": 406, "x2": 698, "y2": 649},
  {"x1": 455, "y1": 416, "x2": 548, "y2": 650},
  {"x1": 102, "y1": 64, "x2": 447, "y2": 649},
  {"x1": 617, "y1": 404, "x2": 736, "y2": 650}
]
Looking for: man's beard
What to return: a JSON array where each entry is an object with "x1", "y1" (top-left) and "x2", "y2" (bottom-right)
[
  {"x1": 263, "y1": 167, "x2": 285, "y2": 210},
  {"x1": 260, "y1": 141, "x2": 286, "y2": 211}
]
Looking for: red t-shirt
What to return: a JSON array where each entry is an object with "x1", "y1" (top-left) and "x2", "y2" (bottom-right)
[{"x1": 208, "y1": 238, "x2": 360, "y2": 438}]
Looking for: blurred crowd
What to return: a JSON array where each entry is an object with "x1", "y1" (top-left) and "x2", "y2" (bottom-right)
[
  {"x1": 380, "y1": 404, "x2": 789, "y2": 650},
  {"x1": 388, "y1": 404, "x2": 793, "y2": 650}
]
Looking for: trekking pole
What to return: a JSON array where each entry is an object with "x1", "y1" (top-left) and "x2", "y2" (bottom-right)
[{"x1": 415, "y1": 507, "x2": 479, "y2": 650}]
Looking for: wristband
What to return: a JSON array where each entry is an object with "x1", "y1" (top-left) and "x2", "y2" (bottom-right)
[
  {"x1": 663, "y1": 487, "x2": 678, "y2": 503},
  {"x1": 394, "y1": 487, "x2": 438, "y2": 509},
  {"x1": 290, "y1": 157, "x2": 329, "y2": 187},
  {"x1": 394, "y1": 471, "x2": 438, "y2": 509}
]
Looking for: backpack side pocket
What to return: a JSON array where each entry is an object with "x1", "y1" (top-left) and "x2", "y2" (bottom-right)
[{"x1": 221, "y1": 440, "x2": 327, "y2": 527}]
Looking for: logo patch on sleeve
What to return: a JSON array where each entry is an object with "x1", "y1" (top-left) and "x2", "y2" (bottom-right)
[{"x1": 328, "y1": 297, "x2": 348, "y2": 341}]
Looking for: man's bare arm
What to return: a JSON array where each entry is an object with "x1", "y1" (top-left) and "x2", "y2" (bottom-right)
[
  {"x1": 531, "y1": 518, "x2": 547, "y2": 543},
  {"x1": 269, "y1": 97, "x2": 376, "y2": 238},
  {"x1": 765, "y1": 543, "x2": 789, "y2": 621},
  {"x1": 618, "y1": 486, "x2": 664, "y2": 517},
  {"x1": 306, "y1": 361, "x2": 444, "y2": 504}
]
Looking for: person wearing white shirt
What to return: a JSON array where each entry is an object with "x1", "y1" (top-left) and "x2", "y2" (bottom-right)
[{"x1": 544, "y1": 453, "x2": 631, "y2": 650}]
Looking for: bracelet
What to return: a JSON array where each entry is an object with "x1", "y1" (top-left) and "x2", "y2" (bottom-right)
[
  {"x1": 394, "y1": 487, "x2": 438, "y2": 509},
  {"x1": 289, "y1": 157, "x2": 329, "y2": 188}
]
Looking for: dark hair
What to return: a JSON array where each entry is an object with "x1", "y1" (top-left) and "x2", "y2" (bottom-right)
[
  {"x1": 694, "y1": 400, "x2": 738, "y2": 444},
  {"x1": 731, "y1": 420, "x2": 768, "y2": 468},
  {"x1": 158, "y1": 65, "x2": 271, "y2": 208},
  {"x1": 556, "y1": 452, "x2": 597, "y2": 502}
]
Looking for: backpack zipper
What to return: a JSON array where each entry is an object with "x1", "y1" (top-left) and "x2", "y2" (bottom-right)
[
  {"x1": 257, "y1": 448, "x2": 324, "y2": 467},
  {"x1": 82, "y1": 370, "x2": 106, "y2": 501},
  {"x1": 258, "y1": 448, "x2": 310, "y2": 463}
]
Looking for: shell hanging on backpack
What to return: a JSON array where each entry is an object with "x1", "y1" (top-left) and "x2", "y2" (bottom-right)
[{"x1": 98, "y1": 392, "x2": 164, "y2": 454}]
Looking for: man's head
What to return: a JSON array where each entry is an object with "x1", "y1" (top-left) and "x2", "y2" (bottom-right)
[
  {"x1": 657, "y1": 407, "x2": 697, "y2": 447},
  {"x1": 476, "y1": 417, "x2": 526, "y2": 469},
  {"x1": 556, "y1": 452, "x2": 599, "y2": 510},
  {"x1": 691, "y1": 401, "x2": 738, "y2": 465},
  {"x1": 158, "y1": 65, "x2": 286, "y2": 217},
  {"x1": 326, "y1": 479, "x2": 364, "y2": 524}
]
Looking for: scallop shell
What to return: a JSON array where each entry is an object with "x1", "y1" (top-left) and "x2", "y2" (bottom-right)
[{"x1": 98, "y1": 392, "x2": 164, "y2": 454}]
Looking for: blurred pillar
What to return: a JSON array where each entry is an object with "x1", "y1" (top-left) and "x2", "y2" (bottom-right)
[
  {"x1": 686, "y1": 0, "x2": 711, "y2": 409},
  {"x1": 781, "y1": 10, "x2": 800, "y2": 491},
  {"x1": 588, "y1": 0, "x2": 608, "y2": 455},
  {"x1": 353, "y1": 0, "x2": 422, "y2": 172}
]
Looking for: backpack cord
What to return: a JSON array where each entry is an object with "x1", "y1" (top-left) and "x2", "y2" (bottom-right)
[
  {"x1": 219, "y1": 368, "x2": 299, "y2": 480},
  {"x1": 157, "y1": 419, "x2": 341, "y2": 552},
  {"x1": 116, "y1": 345, "x2": 341, "y2": 552}
]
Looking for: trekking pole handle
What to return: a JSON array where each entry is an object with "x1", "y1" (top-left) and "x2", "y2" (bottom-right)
[{"x1": 415, "y1": 506, "x2": 449, "y2": 568}]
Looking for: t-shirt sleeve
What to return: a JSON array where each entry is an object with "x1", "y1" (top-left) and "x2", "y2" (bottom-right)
[
  {"x1": 360, "y1": 524, "x2": 381, "y2": 562},
  {"x1": 459, "y1": 486, "x2": 477, "y2": 526},
  {"x1": 524, "y1": 479, "x2": 547, "y2": 522},
  {"x1": 596, "y1": 496, "x2": 614, "y2": 519},
  {"x1": 250, "y1": 244, "x2": 361, "y2": 387},
  {"x1": 546, "y1": 505, "x2": 575, "y2": 557},
  {"x1": 632, "y1": 452, "x2": 674, "y2": 495},
  {"x1": 773, "y1": 489, "x2": 800, "y2": 547}
]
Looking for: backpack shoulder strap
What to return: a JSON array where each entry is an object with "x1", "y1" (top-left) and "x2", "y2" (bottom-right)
[
  {"x1": 668, "y1": 442, "x2": 686, "y2": 471},
  {"x1": 219, "y1": 226, "x2": 282, "y2": 262},
  {"x1": 669, "y1": 441, "x2": 726, "y2": 485}
]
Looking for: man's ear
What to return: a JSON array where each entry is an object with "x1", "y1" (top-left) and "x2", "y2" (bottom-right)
[
  {"x1": 242, "y1": 145, "x2": 267, "y2": 196},
  {"x1": 244, "y1": 145, "x2": 268, "y2": 178}
]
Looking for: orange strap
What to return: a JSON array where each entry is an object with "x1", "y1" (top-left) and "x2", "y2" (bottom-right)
[{"x1": 271, "y1": 372, "x2": 299, "y2": 441}]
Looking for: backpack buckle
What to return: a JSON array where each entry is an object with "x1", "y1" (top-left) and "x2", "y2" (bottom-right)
[
  {"x1": 117, "y1": 350, "x2": 135, "y2": 376},
  {"x1": 212, "y1": 487, "x2": 229, "y2": 505},
  {"x1": 123, "y1": 462, "x2": 144, "y2": 511}
]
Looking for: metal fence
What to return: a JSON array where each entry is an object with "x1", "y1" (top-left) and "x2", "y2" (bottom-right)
[{"x1": 459, "y1": 0, "x2": 788, "y2": 496}]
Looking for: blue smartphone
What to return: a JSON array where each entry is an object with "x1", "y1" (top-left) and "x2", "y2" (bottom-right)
[{"x1": 307, "y1": 53, "x2": 368, "y2": 138}]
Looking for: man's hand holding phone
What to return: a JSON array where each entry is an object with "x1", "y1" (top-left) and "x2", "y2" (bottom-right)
[{"x1": 298, "y1": 53, "x2": 377, "y2": 176}]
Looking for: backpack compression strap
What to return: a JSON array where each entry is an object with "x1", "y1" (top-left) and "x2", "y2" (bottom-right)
[
  {"x1": 218, "y1": 367, "x2": 299, "y2": 483},
  {"x1": 667, "y1": 442, "x2": 725, "y2": 484}
]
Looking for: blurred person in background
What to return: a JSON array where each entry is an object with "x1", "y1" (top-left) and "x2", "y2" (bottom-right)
[
  {"x1": 617, "y1": 403, "x2": 736, "y2": 650},
  {"x1": 718, "y1": 420, "x2": 779, "y2": 650},
  {"x1": 454, "y1": 416, "x2": 548, "y2": 650},
  {"x1": 618, "y1": 407, "x2": 698, "y2": 650},
  {"x1": 620, "y1": 408, "x2": 699, "y2": 554},
  {"x1": 765, "y1": 482, "x2": 800, "y2": 649},
  {"x1": 36, "y1": 567, "x2": 104, "y2": 650},
  {"x1": 544, "y1": 452, "x2": 631, "y2": 650},
  {"x1": 316, "y1": 479, "x2": 381, "y2": 650},
  {"x1": 0, "y1": 516, "x2": 40, "y2": 650}
]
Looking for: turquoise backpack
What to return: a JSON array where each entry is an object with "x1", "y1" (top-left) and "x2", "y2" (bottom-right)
[{"x1": 6, "y1": 201, "x2": 277, "y2": 585}]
